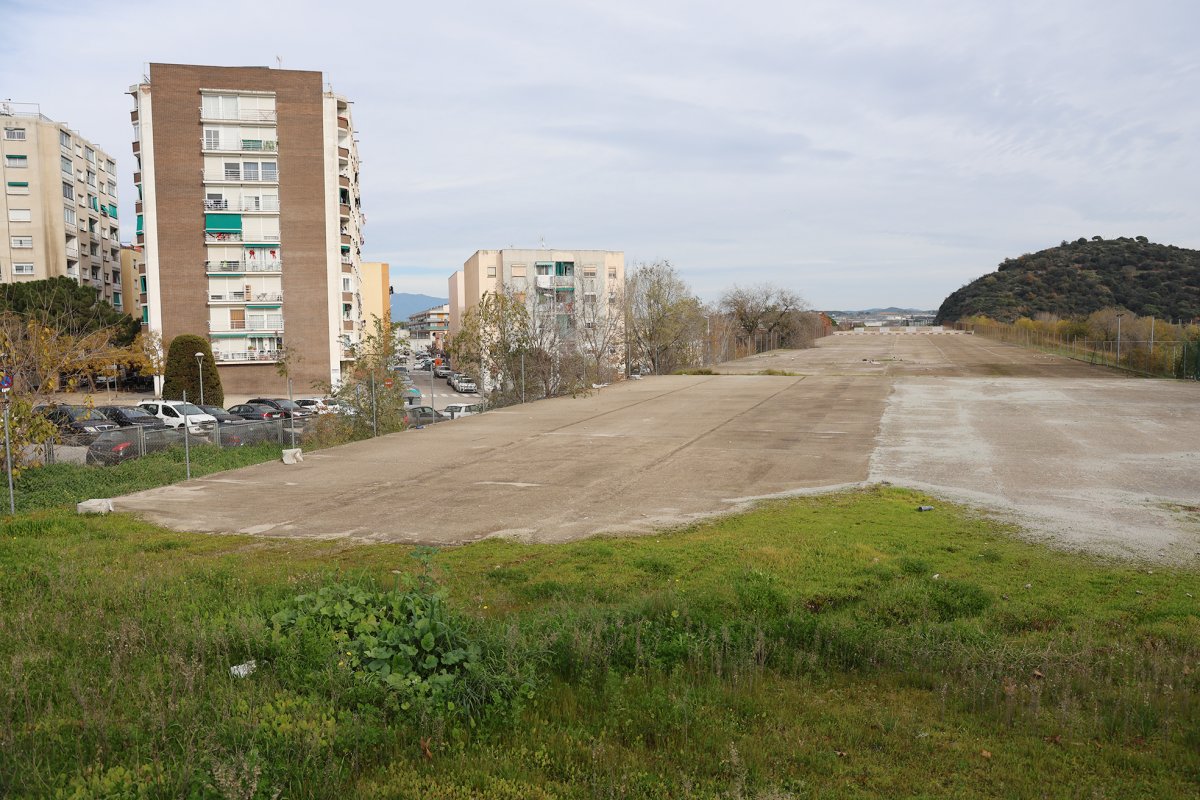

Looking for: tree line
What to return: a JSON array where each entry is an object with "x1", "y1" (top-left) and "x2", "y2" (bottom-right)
[{"x1": 448, "y1": 261, "x2": 826, "y2": 406}]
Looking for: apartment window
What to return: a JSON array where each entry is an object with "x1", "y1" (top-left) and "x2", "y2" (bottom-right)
[
  {"x1": 60, "y1": 155, "x2": 72, "y2": 174},
  {"x1": 105, "y1": 159, "x2": 115, "y2": 173},
  {"x1": 535, "y1": 263, "x2": 552, "y2": 276},
  {"x1": 342, "y1": 277, "x2": 352, "y2": 292},
  {"x1": 342, "y1": 303, "x2": 353, "y2": 319},
  {"x1": 223, "y1": 162, "x2": 240, "y2": 180},
  {"x1": 59, "y1": 130, "x2": 71, "y2": 148},
  {"x1": 62, "y1": 182, "x2": 74, "y2": 200},
  {"x1": 85, "y1": 147, "x2": 95, "y2": 164},
  {"x1": 13, "y1": 263, "x2": 34, "y2": 275},
  {"x1": 608, "y1": 268, "x2": 618, "y2": 281},
  {"x1": 202, "y1": 94, "x2": 239, "y2": 119},
  {"x1": 10, "y1": 236, "x2": 33, "y2": 248},
  {"x1": 511, "y1": 264, "x2": 526, "y2": 278},
  {"x1": 6, "y1": 181, "x2": 29, "y2": 195},
  {"x1": 242, "y1": 162, "x2": 259, "y2": 181},
  {"x1": 583, "y1": 266, "x2": 597, "y2": 277},
  {"x1": 8, "y1": 209, "x2": 31, "y2": 222},
  {"x1": 4, "y1": 154, "x2": 28, "y2": 168},
  {"x1": 86, "y1": 170, "x2": 97, "y2": 188},
  {"x1": 204, "y1": 129, "x2": 221, "y2": 150},
  {"x1": 112, "y1": 292, "x2": 122, "y2": 308},
  {"x1": 106, "y1": 180, "x2": 116, "y2": 197},
  {"x1": 64, "y1": 206, "x2": 76, "y2": 225},
  {"x1": 261, "y1": 162, "x2": 277, "y2": 182},
  {"x1": 487, "y1": 265, "x2": 497, "y2": 278},
  {"x1": 88, "y1": 218, "x2": 98, "y2": 234},
  {"x1": 139, "y1": 275, "x2": 147, "y2": 292},
  {"x1": 4, "y1": 128, "x2": 26, "y2": 140},
  {"x1": 141, "y1": 307, "x2": 148, "y2": 323}
]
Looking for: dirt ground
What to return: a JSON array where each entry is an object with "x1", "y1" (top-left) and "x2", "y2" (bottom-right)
[{"x1": 111, "y1": 333, "x2": 1200, "y2": 563}]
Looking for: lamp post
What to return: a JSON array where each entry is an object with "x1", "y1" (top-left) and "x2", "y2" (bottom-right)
[
  {"x1": 1115, "y1": 313, "x2": 1125, "y2": 366},
  {"x1": 194, "y1": 352, "x2": 205, "y2": 406}
]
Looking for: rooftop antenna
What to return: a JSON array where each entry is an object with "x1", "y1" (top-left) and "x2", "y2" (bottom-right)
[
  {"x1": 539, "y1": 235, "x2": 546, "y2": 249},
  {"x1": 276, "y1": 55, "x2": 283, "y2": 69}
]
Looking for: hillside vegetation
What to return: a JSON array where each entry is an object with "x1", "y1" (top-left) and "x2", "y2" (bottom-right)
[{"x1": 935, "y1": 237, "x2": 1200, "y2": 324}]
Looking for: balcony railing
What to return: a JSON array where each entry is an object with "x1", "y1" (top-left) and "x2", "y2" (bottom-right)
[
  {"x1": 205, "y1": 260, "x2": 282, "y2": 273},
  {"x1": 200, "y1": 108, "x2": 277, "y2": 123},
  {"x1": 206, "y1": 171, "x2": 279, "y2": 183},
  {"x1": 340, "y1": 255, "x2": 353, "y2": 265},
  {"x1": 205, "y1": 231, "x2": 243, "y2": 243},
  {"x1": 209, "y1": 318, "x2": 284, "y2": 332},
  {"x1": 215, "y1": 350, "x2": 282, "y2": 363},
  {"x1": 209, "y1": 291, "x2": 283, "y2": 303},
  {"x1": 205, "y1": 198, "x2": 280, "y2": 212},
  {"x1": 202, "y1": 139, "x2": 278, "y2": 153}
]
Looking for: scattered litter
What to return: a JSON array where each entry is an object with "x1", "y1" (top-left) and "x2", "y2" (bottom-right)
[
  {"x1": 1024, "y1": 583, "x2": 1032, "y2": 589},
  {"x1": 932, "y1": 573, "x2": 941, "y2": 580},
  {"x1": 1032, "y1": 669, "x2": 1045, "y2": 680},
  {"x1": 1135, "y1": 590, "x2": 1144, "y2": 595},
  {"x1": 230, "y1": 660, "x2": 257, "y2": 678},
  {"x1": 980, "y1": 749, "x2": 992, "y2": 759},
  {"x1": 916, "y1": 505, "x2": 935, "y2": 512},
  {"x1": 916, "y1": 732, "x2": 929, "y2": 739}
]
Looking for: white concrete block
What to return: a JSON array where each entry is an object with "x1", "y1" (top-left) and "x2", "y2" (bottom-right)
[
  {"x1": 77, "y1": 498, "x2": 114, "y2": 514},
  {"x1": 281, "y1": 448, "x2": 303, "y2": 465}
]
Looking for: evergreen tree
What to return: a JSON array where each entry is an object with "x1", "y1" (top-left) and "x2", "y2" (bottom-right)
[{"x1": 162, "y1": 335, "x2": 223, "y2": 406}]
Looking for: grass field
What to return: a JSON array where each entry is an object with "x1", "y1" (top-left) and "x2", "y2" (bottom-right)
[{"x1": 1, "y1": 484, "x2": 1197, "y2": 798}]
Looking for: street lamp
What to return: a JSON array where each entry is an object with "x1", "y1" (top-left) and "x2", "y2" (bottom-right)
[
  {"x1": 1115, "y1": 313, "x2": 1125, "y2": 366},
  {"x1": 194, "y1": 352, "x2": 205, "y2": 406}
]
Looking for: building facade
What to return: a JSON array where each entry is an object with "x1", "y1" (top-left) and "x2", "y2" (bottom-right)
[
  {"x1": 1, "y1": 103, "x2": 122, "y2": 306},
  {"x1": 447, "y1": 248, "x2": 624, "y2": 337},
  {"x1": 408, "y1": 304, "x2": 449, "y2": 352},
  {"x1": 359, "y1": 261, "x2": 390, "y2": 329},
  {"x1": 130, "y1": 63, "x2": 365, "y2": 394}
]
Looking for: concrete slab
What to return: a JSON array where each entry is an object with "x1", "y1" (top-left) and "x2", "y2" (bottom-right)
[{"x1": 111, "y1": 334, "x2": 1200, "y2": 562}]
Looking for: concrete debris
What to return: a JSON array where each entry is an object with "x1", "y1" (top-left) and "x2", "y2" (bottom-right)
[
  {"x1": 281, "y1": 448, "x2": 303, "y2": 465},
  {"x1": 230, "y1": 660, "x2": 257, "y2": 678},
  {"x1": 77, "y1": 498, "x2": 114, "y2": 515}
]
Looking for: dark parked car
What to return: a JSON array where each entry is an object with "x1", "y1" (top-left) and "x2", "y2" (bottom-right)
[
  {"x1": 247, "y1": 397, "x2": 313, "y2": 418},
  {"x1": 199, "y1": 405, "x2": 248, "y2": 426},
  {"x1": 85, "y1": 430, "x2": 142, "y2": 465},
  {"x1": 404, "y1": 405, "x2": 449, "y2": 426},
  {"x1": 35, "y1": 404, "x2": 119, "y2": 445},
  {"x1": 93, "y1": 405, "x2": 170, "y2": 430},
  {"x1": 227, "y1": 403, "x2": 285, "y2": 421}
]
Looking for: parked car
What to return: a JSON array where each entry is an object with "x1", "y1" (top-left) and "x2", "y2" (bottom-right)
[
  {"x1": 433, "y1": 364, "x2": 453, "y2": 378},
  {"x1": 93, "y1": 405, "x2": 170, "y2": 430},
  {"x1": 443, "y1": 402, "x2": 485, "y2": 419},
  {"x1": 227, "y1": 403, "x2": 285, "y2": 421},
  {"x1": 85, "y1": 430, "x2": 142, "y2": 465},
  {"x1": 404, "y1": 405, "x2": 449, "y2": 426},
  {"x1": 452, "y1": 375, "x2": 478, "y2": 393},
  {"x1": 295, "y1": 397, "x2": 342, "y2": 415},
  {"x1": 35, "y1": 404, "x2": 119, "y2": 445},
  {"x1": 247, "y1": 397, "x2": 313, "y2": 419},
  {"x1": 136, "y1": 400, "x2": 218, "y2": 436}
]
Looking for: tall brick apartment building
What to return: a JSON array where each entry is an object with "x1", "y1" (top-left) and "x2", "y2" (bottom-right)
[{"x1": 130, "y1": 63, "x2": 365, "y2": 394}]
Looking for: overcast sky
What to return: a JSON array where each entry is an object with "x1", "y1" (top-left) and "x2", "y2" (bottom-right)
[{"x1": 3, "y1": 0, "x2": 1198, "y2": 309}]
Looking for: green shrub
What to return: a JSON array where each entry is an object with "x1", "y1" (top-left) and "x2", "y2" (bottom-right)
[{"x1": 162, "y1": 334, "x2": 223, "y2": 406}]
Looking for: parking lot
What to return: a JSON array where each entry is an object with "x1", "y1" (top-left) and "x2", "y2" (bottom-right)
[{"x1": 112, "y1": 333, "x2": 1200, "y2": 562}]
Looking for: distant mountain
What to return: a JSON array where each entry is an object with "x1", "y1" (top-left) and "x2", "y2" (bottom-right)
[
  {"x1": 391, "y1": 293, "x2": 448, "y2": 321},
  {"x1": 935, "y1": 237, "x2": 1200, "y2": 324}
]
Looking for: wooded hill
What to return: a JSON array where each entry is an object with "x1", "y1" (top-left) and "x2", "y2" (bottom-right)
[{"x1": 935, "y1": 237, "x2": 1200, "y2": 324}]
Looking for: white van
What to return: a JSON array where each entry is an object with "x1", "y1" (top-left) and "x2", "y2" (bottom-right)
[{"x1": 137, "y1": 400, "x2": 218, "y2": 436}]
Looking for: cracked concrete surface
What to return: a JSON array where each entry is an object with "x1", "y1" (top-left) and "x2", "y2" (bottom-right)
[{"x1": 111, "y1": 333, "x2": 1200, "y2": 562}]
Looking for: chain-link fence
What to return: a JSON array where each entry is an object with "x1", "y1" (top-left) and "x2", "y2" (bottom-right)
[
  {"x1": 966, "y1": 321, "x2": 1200, "y2": 379},
  {"x1": 40, "y1": 419, "x2": 307, "y2": 466}
]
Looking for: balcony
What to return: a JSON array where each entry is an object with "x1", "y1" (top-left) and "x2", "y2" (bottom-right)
[
  {"x1": 205, "y1": 260, "x2": 282, "y2": 273},
  {"x1": 215, "y1": 350, "x2": 281, "y2": 363},
  {"x1": 200, "y1": 108, "x2": 277, "y2": 123},
  {"x1": 205, "y1": 231, "x2": 243, "y2": 244},
  {"x1": 209, "y1": 291, "x2": 283, "y2": 303},
  {"x1": 339, "y1": 203, "x2": 350, "y2": 218},
  {"x1": 209, "y1": 318, "x2": 284, "y2": 333},
  {"x1": 207, "y1": 169, "x2": 279, "y2": 183},
  {"x1": 337, "y1": 116, "x2": 349, "y2": 130},
  {"x1": 202, "y1": 139, "x2": 278, "y2": 153},
  {"x1": 340, "y1": 254, "x2": 353, "y2": 265}
]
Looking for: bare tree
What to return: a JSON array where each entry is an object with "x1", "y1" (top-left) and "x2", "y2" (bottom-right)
[
  {"x1": 625, "y1": 261, "x2": 706, "y2": 375},
  {"x1": 720, "y1": 283, "x2": 813, "y2": 353},
  {"x1": 574, "y1": 284, "x2": 626, "y2": 384}
]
